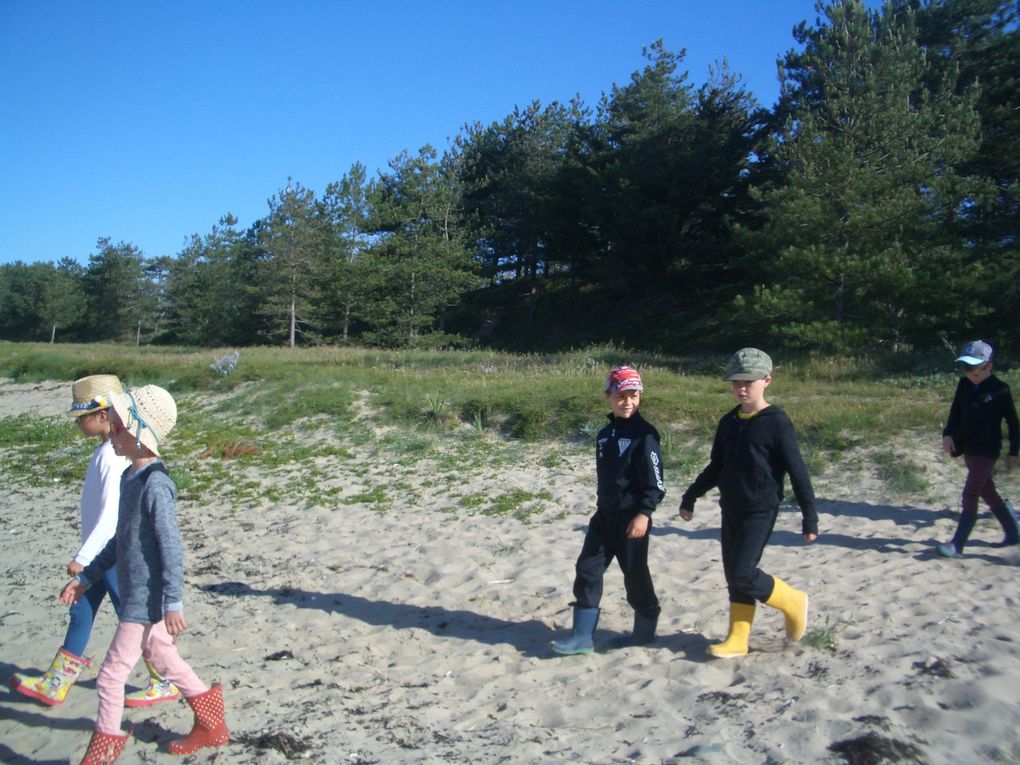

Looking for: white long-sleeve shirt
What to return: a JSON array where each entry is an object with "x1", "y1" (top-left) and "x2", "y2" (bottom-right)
[{"x1": 75, "y1": 439, "x2": 130, "y2": 566}]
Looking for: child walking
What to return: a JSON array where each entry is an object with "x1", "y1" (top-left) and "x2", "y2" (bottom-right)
[
  {"x1": 937, "y1": 340, "x2": 1019, "y2": 557},
  {"x1": 552, "y1": 366, "x2": 666, "y2": 655},
  {"x1": 678, "y1": 348, "x2": 817, "y2": 658},
  {"x1": 10, "y1": 375, "x2": 177, "y2": 708},
  {"x1": 61, "y1": 385, "x2": 228, "y2": 764}
]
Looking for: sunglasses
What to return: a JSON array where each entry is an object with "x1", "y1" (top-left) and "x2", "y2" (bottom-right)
[{"x1": 958, "y1": 362, "x2": 987, "y2": 372}]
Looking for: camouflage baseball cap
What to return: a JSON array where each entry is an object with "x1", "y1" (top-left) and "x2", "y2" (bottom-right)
[{"x1": 723, "y1": 348, "x2": 773, "y2": 381}]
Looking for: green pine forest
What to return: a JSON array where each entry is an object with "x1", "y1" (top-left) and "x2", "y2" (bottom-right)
[{"x1": 3, "y1": 0, "x2": 1018, "y2": 357}]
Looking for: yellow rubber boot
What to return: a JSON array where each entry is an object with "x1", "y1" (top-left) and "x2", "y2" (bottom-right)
[
  {"x1": 124, "y1": 656, "x2": 180, "y2": 708},
  {"x1": 9, "y1": 648, "x2": 91, "y2": 707},
  {"x1": 707, "y1": 603, "x2": 756, "y2": 658},
  {"x1": 765, "y1": 577, "x2": 808, "y2": 642}
]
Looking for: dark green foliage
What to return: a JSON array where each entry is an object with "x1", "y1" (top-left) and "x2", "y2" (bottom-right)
[{"x1": 736, "y1": 0, "x2": 987, "y2": 352}]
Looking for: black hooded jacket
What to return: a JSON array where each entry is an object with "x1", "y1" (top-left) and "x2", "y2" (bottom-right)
[
  {"x1": 943, "y1": 374, "x2": 1019, "y2": 459},
  {"x1": 681, "y1": 405, "x2": 818, "y2": 535}
]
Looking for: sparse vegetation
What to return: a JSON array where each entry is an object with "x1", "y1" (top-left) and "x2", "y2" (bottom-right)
[
  {"x1": 804, "y1": 617, "x2": 855, "y2": 651},
  {"x1": 0, "y1": 343, "x2": 993, "y2": 513}
]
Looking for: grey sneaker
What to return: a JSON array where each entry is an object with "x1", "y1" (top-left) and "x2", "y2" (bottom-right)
[{"x1": 937, "y1": 542, "x2": 960, "y2": 558}]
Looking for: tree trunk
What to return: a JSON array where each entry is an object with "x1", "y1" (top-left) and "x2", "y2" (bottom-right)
[{"x1": 289, "y1": 291, "x2": 297, "y2": 348}]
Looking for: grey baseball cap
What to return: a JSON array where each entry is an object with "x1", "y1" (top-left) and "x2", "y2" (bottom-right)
[
  {"x1": 723, "y1": 348, "x2": 774, "y2": 381},
  {"x1": 955, "y1": 340, "x2": 993, "y2": 365}
]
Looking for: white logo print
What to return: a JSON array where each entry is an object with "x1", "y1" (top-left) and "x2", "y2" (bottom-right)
[
  {"x1": 618, "y1": 438, "x2": 631, "y2": 456},
  {"x1": 651, "y1": 451, "x2": 664, "y2": 491}
]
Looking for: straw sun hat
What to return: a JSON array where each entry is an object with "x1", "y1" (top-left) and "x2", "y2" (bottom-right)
[
  {"x1": 68, "y1": 374, "x2": 124, "y2": 417},
  {"x1": 109, "y1": 385, "x2": 178, "y2": 456}
]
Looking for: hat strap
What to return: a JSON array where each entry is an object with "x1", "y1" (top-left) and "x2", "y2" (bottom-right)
[{"x1": 126, "y1": 390, "x2": 160, "y2": 451}]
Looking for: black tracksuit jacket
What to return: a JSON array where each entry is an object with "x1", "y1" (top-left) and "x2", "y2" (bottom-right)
[
  {"x1": 680, "y1": 405, "x2": 818, "y2": 536},
  {"x1": 596, "y1": 410, "x2": 665, "y2": 518}
]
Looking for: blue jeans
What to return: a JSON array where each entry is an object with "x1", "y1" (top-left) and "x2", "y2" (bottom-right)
[{"x1": 62, "y1": 566, "x2": 121, "y2": 657}]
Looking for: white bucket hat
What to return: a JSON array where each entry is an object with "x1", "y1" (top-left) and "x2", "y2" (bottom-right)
[{"x1": 110, "y1": 385, "x2": 177, "y2": 456}]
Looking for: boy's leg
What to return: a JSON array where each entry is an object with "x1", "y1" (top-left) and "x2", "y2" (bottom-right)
[
  {"x1": 968, "y1": 456, "x2": 1020, "y2": 543},
  {"x1": 95, "y1": 622, "x2": 147, "y2": 734},
  {"x1": 618, "y1": 526, "x2": 660, "y2": 618},
  {"x1": 945, "y1": 456, "x2": 997, "y2": 553},
  {"x1": 723, "y1": 510, "x2": 778, "y2": 604},
  {"x1": 553, "y1": 513, "x2": 610, "y2": 655},
  {"x1": 612, "y1": 524, "x2": 660, "y2": 647},
  {"x1": 572, "y1": 513, "x2": 614, "y2": 609}
]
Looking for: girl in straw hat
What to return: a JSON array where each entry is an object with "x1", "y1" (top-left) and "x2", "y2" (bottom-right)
[
  {"x1": 9, "y1": 375, "x2": 178, "y2": 708},
  {"x1": 62, "y1": 385, "x2": 228, "y2": 764}
]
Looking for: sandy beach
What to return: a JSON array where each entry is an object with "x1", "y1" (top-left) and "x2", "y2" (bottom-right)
[{"x1": 3, "y1": 379, "x2": 1020, "y2": 764}]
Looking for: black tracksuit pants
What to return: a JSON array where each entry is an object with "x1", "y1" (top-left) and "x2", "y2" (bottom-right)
[
  {"x1": 721, "y1": 507, "x2": 779, "y2": 605},
  {"x1": 572, "y1": 509, "x2": 660, "y2": 618}
]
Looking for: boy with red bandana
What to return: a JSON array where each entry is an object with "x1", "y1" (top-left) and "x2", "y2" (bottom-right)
[{"x1": 552, "y1": 366, "x2": 665, "y2": 655}]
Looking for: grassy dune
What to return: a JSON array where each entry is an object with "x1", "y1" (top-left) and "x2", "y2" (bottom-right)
[{"x1": 0, "y1": 342, "x2": 998, "y2": 514}]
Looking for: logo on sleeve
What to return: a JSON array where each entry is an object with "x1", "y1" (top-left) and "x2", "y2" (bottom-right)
[{"x1": 651, "y1": 451, "x2": 664, "y2": 491}]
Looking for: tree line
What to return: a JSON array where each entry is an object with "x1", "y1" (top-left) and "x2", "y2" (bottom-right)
[{"x1": 2, "y1": 0, "x2": 1017, "y2": 355}]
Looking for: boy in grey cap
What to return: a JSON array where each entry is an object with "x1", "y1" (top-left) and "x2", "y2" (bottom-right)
[
  {"x1": 937, "y1": 340, "x2": 1019, "y2": 557},
  {"x1": 678, "y1": 348, "x2": 818, "y2": 657}
]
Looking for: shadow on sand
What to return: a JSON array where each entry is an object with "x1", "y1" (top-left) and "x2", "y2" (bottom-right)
[{"x1": 197, "y1": 582, "x2": 711, "y2": 660}]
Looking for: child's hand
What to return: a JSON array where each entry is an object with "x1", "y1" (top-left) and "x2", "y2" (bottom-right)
[
  {"x1": 164, "y1": 610, "x2": 188, "y2": 636},
  {"x1": 60, "y1": 579, "x2": 85, "y2": 605},
  {"x1": 942, "y1": 436, "x2": 956, "y2": 455},
  {"x1": 66, "y1": 560, "x2": 83, "y2": 577},
  {"x1": 803, "y1": 533, "x2": 818, "y2": 543},
  {"x1": 678, "y1": 506, "x2": 693, "y2": 522},
  {"x1": 627, "y1": 514, "x2": 650, "y2": 539}
]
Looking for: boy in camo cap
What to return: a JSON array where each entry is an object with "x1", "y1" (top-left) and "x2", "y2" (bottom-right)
[{"x1": 678, "y1": 348, "x2": 818, "y2": 658}]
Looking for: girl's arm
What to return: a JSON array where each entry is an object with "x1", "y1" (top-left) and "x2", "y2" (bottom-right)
[
  {"x1": 76, "y1": 447, "x2": 125, "y2": 566},
  {"x1": 146, "y1": 478, "x2": 185, "y2": 616},
  {"x1": 77, "y1": 534, "x2": 117, "y2": 589}
]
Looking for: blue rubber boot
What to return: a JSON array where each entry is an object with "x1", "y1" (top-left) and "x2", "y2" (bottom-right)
[
  {"x1": 938, "y1": 512, "x2": 978, "y2": 557},
  {"x1": 990, "y1": 501, "x2": 1020, "y2": 546},
  {"x1": 551, "y1": 607, "x2": 600, "y2": 655},
  {"x1": 610, "y1": 610, "x2": 658, "y2": 649}
]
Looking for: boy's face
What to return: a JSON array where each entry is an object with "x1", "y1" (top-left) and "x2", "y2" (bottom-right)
[
  {"x1": 76, "y1": 409, "x2": 109, "y2": 438},
  {"x1": 606, "y1": 389, "x2": 641, "y2": 419},
  {"x1": 961, "y1": 362, "x2": 992, "y2": 384},
  {"x1": 731, "y1": 376, "x2": 771, "y2": 410}
]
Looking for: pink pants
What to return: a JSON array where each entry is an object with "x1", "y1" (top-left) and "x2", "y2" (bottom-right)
[{"x1": 95, "y1": 620, "x2": 208, "y2": 734}]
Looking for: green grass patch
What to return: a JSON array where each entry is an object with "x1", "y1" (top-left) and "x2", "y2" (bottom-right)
[
  {"x1": 0, "y1": 342, "x2": 990, "y2": 513},
  {"x1": 872, "y1": 449, "x2": 928, "y2": 496},
  {"x1": 803, "y1": 617, "x2": 855, "y2": 651}
]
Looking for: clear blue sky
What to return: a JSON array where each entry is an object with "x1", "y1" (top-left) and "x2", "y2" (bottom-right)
[{"x1": 0, "y1": 1, "x2": 871, "y2": 267}]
